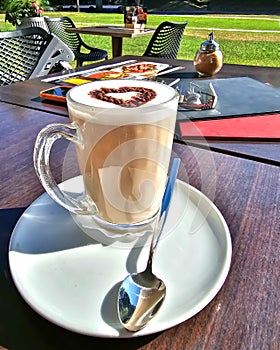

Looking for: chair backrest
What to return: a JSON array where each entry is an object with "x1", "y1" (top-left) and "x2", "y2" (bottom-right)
[
  {"x1": 45, "y1": 17, "x2": 81, "y2": 54},
  {"x1": 143, "y1": 21, "x2": 188, "y2": 59},
  {"x1": 0, "y1": 27, "x2": 74, "y2": 86}
]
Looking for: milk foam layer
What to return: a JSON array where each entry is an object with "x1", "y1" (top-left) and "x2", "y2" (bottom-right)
[
  {"x1": 67, "y1": 80, "x2": 178, "y2": 125},
  {"x1": 69, "y1": 80, "x2": 176, "y2": 107}
]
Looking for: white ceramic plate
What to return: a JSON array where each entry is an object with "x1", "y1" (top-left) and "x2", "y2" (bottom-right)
[{"x1": 9, "y1": 178, "x2": 232, "y2": 338}]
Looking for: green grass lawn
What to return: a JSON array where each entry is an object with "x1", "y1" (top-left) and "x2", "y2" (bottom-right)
[{"x1": 1, "y1": 12, "x2": 279, "y2": 67}]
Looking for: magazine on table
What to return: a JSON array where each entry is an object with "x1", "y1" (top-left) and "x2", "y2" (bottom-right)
[{"x1": 41, "y1": 60, "x2": 184, "y2": 86}]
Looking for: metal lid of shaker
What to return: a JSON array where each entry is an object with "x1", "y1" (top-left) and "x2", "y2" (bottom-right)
[{"x1": 200, "y1": 32, "x2": 220, "y2": 52}]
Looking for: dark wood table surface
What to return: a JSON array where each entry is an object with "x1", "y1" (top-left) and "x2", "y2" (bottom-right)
[
  {"x1": 0, "y1": 96, "x2": 279, "y2": 349},
  {"x1": 1, "y1": 56, "x2": 279, "y2": 113},
  {"x1": 66, "y1": 26, "x2": 154, "y2": 58},
  {"x1": 0, "y1": 56, "x2": 279, "y2": 165}
]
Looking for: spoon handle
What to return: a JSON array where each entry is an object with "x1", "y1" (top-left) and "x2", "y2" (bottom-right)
[
  {"x1": 148, "y1": 158, "x2": 181, "y2": 265},
  {"x1": 160, "y1": 158, "x2": 181, "y2": 216}
]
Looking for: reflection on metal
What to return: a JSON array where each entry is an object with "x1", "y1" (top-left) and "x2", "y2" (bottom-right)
[
  {"x1": 117, "y1": 158, "x2": 180, "y2": 332},
  {"x1": 118, "y1": 271, "x2": 166, "y2": 331}
]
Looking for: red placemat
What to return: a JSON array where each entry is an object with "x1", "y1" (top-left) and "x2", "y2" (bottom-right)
[{"x1": 178, "y1": 113, "x2": 280, "y2": 140}]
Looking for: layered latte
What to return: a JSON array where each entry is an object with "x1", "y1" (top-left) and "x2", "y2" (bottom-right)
[{"x1": 67, "y1": 80, "x2": 178, "y2": 225}]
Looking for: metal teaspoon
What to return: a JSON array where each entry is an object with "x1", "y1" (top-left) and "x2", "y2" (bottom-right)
[{"x1": 117, "y1": 158, "x2": 181, "y2": 332}]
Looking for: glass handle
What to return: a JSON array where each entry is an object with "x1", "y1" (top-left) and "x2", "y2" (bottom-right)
[{"x1": 33, "y1": 122, "x2": 96, "y2": 215}]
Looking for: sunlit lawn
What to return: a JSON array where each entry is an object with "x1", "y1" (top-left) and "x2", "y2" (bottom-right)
[{"x1": 0, "y1": 12, "x2": 279, "y2": 66}]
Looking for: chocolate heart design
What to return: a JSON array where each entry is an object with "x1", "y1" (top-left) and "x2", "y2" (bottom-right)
[{"x1": 88, "y1": 86, "x2": 157, "y2": 108}]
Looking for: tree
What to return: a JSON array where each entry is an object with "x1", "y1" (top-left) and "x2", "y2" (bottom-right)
[{"x1": 96, "y1": 0, "x2": 103, "y2": 11}]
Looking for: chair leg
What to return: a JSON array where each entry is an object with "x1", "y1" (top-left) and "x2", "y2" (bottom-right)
[{"x1": 76, "y1": 60, "x2": 83, "y2": 67}]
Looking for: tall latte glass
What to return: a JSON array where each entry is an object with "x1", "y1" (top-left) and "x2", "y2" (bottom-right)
[{"x1": 34, "y1": 80, "x2": 179, "y2": 233}]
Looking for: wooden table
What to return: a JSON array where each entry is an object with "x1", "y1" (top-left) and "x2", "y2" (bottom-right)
[
  {"x1": 66, "y1": 26, "x2": 154, "y2": 58},
  {"x1": 1, "y1": 56, "x2": 279, "y2": 113},
  {"x1": 0, "y1": 100, "x2": 279, "y2": 349},
  {"x1": 0, "y1": 56, "x2": 279, "y2": 165}
]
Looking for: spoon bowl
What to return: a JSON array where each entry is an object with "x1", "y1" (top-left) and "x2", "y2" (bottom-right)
[
  {"x1": 117, "y1": 158, "x2": 181, "y2": 332},
  {"x1": 118, "y1": 271, "x2": 166, "y2": 332}
]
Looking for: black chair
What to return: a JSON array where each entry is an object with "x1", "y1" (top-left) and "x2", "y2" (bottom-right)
[
  {"x1": 45, "y1": 16, "x2": 108, "y2": 67},
  {"x1": 0, "y1": 27, "x2": 74, "y2": 86},
  {"x1": 143, "y1": 20, "x2": 188, "y2": 59}
]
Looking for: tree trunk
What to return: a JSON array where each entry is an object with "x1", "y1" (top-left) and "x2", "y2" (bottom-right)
[{"x1": 96, "y1": 0, "x2": 103, "y2": 12}]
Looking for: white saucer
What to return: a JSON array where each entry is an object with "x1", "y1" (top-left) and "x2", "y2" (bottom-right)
[{"x1": 9, "y1": 178, "x2": 232, "y2": 338}]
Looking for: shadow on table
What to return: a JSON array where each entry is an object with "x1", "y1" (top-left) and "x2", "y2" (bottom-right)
[{"x1": 0, "y1": 208, "x2": 160, "y2": 350}]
